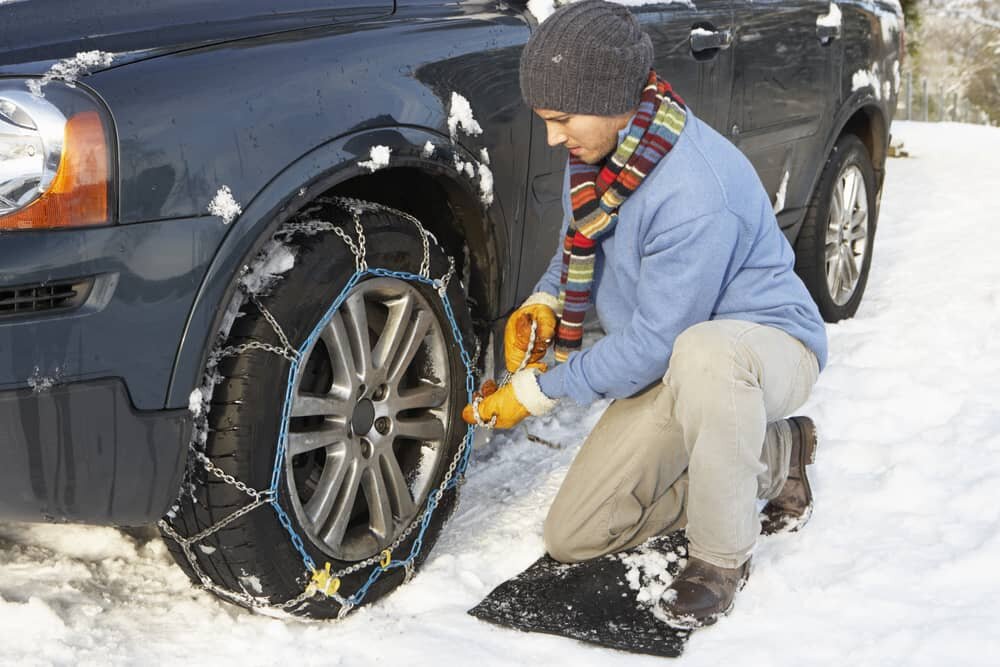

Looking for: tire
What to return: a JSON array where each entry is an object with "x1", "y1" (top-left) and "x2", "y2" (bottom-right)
[
  {"x1": 162, "y1": 199, "x2": 473, "y2": 618},
  {"x1": 794, "y1": 133, "x2": 878, "y2": 322}
]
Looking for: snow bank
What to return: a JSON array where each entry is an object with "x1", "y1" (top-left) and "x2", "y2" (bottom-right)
[
  {"x1": 26, "y1": 50, "x2": 114, "y2": 97},
  {"x1": 207, "y1": 185, "x2": 242, "y2": 224}
]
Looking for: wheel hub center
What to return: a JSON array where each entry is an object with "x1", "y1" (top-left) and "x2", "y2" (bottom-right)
[{"x1": 351, "y1": 398, "x2": 376, "y2": 436}]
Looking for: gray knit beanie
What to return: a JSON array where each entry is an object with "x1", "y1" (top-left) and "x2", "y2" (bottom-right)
[{"x1": 519, "y1": 0, "x2": 654, "y2": 116}]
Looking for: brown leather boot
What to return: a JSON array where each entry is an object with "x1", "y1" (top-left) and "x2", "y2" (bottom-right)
[
  {"x1": 760, "y1": 416, "x2": 818, "y2": 536},
  {"x1": 658, "y1": 556, "x2": 751, "y2": 629}
]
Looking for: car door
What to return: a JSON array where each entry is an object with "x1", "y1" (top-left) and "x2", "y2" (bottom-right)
[
  {"x1": 516, "y1": 0, "x2": 735, "y2": 301},
  {"x1": 729, "y1": 0, "x2": 839, "y2": 223}
]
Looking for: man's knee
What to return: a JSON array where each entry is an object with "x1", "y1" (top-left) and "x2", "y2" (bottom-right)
[
  {"x1": 543, "y1": 513, "x2": 590, "y2": 563},
  {"x1": 669, "y1": 320, "x2": 756, "y2": 389}
]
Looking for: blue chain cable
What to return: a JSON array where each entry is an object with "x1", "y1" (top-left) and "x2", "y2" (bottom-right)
[{"x1": 265, "y1": 263, "x2": 479, "y2": 608}]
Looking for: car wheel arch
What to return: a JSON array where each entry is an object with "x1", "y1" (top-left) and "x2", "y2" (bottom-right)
[{"x1": 165, "y1": 125, "x2": 503, "y2": 409}]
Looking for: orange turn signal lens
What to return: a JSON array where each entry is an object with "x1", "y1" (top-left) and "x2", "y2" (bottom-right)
[{"x1": 0, "y1": 110, "x2": 110, "y2": 231}]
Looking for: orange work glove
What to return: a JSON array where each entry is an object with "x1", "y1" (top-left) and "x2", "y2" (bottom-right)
[
  {"x1": 462, "y1": 369, "x2": 558, "y2": 430},
  {"x1": 504, "y1": 292, "x2": 559, "y2": 372}
]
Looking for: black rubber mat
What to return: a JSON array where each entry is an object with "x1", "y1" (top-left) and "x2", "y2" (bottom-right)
[{"x1": 468, "y1": 531, "x2": 693, "y2": 658}]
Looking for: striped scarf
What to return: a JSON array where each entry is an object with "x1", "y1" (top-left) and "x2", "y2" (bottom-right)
[{"x1": 554, "y1": 70, "x2": 688, "y2": 362}]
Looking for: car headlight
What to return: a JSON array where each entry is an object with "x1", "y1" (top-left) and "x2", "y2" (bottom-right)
[{"x1": 0, "y1": 79, "x2": 113, "y2": 231}]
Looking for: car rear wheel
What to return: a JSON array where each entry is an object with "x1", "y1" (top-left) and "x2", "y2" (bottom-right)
[
  {"x1": 794, "y1": 133, "x2": 878, "y2": 322},
  {"x1": 161, "y1": 199, "x2": 473, "y2": 618}
]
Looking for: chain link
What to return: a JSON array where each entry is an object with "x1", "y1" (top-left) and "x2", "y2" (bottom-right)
[
  {"x1": 215, "y1": 341, "x2": 299, "y2": 364},
  {"x1": 194, "y1": 451, "x2": 267, "y2": 500},
  {"x1": 249, "y1": 293, "x2": 298, "y2": 359}
]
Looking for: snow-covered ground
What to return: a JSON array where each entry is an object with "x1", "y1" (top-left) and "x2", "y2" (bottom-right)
[{"x1": 2, "y1": 120, "x2": 999, "y2": 665}]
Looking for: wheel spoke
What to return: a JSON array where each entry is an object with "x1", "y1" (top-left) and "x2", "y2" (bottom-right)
[
  {"x1": 288, "y1": 420, "x2": 349, "y2": 456},
  {"x1": 826, "y1": 252, "x2": 839, "y2": 289},
  {"x1": 319, "y1": 458, "x2": 363, "y2": 549},
  {"x1": 825, "y1": 223, "x2": 840, "y2": 246},
  {"x1": 386, "y1": 309, "x2": 433, "y2": 384},
  {"x1": 394, "y1": 382, "x2": 448, "y2": 413},
  {"x1": 380, "y1": 450, "x2": 417, "y2": 520},
  {"x1": 831, "y1": 254, "x2": 845, "y2": 298},
  {"x1": 343, "y1": 292, "x2": 373, "y2": 380},
  {"x1": 845, "y1": 248, "x2": 860, "y2": 285},
  {"x1": 851, "y1": 208, "x2": 868, "y2": 239},
  {"x1": 292, "y1": 393, "x2": 350, "y2": 419},
  {"x1": 830, "y1": 180, "x2": 844, "y2": 227},
  {"x1": 320, "y1": 312, "x2": 358, "y2": 395},
  {"x1": 362, "y1": 464, "x2": 395, "y2": 541},
  {"x1": 842, "y1": 171, "x2": 858, "y2": 226},
  {"x1": 303, "y1": 442, "x2": 351, "y2": 525},
  {"x1": 372, "y1": 293, "x2": 415, "y2": 371},
  {"x1": 394, "y1": 414, "x2": 445, "y2": 441}
]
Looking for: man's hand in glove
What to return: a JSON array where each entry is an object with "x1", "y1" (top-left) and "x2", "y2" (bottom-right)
[
  {"x1": 504, "y1": 292, "x2": 559, "y2": 372},
  {"x1": 461, "y1": 368, "x2": 559, "y2": 430}
]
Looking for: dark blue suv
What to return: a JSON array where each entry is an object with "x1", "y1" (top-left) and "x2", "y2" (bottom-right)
[{"x1": 0, "y1": 0, "x2": 902, "y2": 616}]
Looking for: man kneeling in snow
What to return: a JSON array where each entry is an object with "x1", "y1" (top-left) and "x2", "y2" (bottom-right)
[{"x1": 463, "y1": 0, "x2": 827, "y2": 629}]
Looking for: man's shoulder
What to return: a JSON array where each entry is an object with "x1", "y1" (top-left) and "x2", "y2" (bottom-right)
[
  {"x1": 636, "y1": 113, "x2": 730, "y2": 221},
  {"x1": 641, "y1": 111, "x2": 769, "y2": 227}
]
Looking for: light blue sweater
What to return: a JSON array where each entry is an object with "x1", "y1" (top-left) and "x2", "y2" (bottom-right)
[{"x1": 534, "y1": 110, "x2": 828, "y2": 406}]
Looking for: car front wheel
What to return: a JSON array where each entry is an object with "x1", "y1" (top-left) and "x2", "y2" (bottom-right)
[{"x1": 161, "y1": 198, "x2": 474, "y2": 618}]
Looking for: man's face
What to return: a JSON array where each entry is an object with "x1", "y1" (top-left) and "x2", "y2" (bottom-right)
[{"x1": 534, "y1": 108, "x2": 634, "y2": 164}]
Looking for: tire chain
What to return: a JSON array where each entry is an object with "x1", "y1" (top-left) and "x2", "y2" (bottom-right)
[{"x1": 161, "y1": 196, "x2": 476, "y2": 616}]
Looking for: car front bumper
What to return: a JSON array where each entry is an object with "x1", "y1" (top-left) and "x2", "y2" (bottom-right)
[{"x1": 0, "y1": 377, "x2": 190, "y2": 525}]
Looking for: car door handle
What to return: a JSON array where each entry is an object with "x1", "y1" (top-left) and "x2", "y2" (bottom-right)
[
  {"x1": 816, "y1": 24, "x2": 841, "y2": 44},
  {"x1": 690, "y1": 27, "x2": 733, "y2": 53}
]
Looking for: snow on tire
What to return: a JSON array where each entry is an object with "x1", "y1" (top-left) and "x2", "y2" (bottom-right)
[{"x1": 161, "y1": 199, "x2": 474, "y2": 618}]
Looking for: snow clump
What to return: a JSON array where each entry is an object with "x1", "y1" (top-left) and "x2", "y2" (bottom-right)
[
  {"x1": 852, "y1": 64, "x2": 884, "y2": 101},
  {"x1": 359, "y1": 145, "x2": 391, "y2": 172},
  {"x1": 448, "y1": 93, "x2": 483, "y2": 142},
  {"x1": 816, "y1": 2, "x2": 842, "y2": 30},
  {"x1": 27, "y1": 366, "x2": 59, "y2": 393},
  {"x1": 454, "y1": 155, "x2": 475, "y2": 180},
  {"x1": 27, "y1": 50, "x2": 115, "y2": 97},
  {"x1": 773, "y1": 170, "x2": 790, "y2": 214},
  {"x1": 618, "y1": 542, "x2": 684, "y2": 609},
  {"x1": 237, "y1": 239, "x2": 296, "y2": 296},
  {"x1": 188, "y1": 388, "x2": 204, "y2": 417},
  {"x1": 207, "y1": 185, "x2": 242, "y2": 224},
  {"x1": 478, "y1": 163, "x2": 495, "y2": 206},
  {"x1": 422, "y1": 141, "x2": 436, "y2": 158}
]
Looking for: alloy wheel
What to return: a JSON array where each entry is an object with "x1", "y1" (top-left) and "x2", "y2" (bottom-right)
[
  {"x1": 285, "y1": 277, "x2": 452, "y2": 561},
  {"x1": 824, "y1": 164, "x2": 869, "y2": 306}
]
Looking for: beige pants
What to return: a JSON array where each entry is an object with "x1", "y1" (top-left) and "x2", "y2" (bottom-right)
[{"x1": 544, "y1": 319, "x2": 820, "y2": 569}]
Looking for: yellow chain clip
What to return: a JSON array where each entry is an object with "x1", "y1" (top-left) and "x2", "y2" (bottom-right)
[
  {"x1": 380, "y1": 549, "x2": 392, "y2": 569},
  {"x1": 306, "y1": 562, "x2": 341, "y2": 597}
]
